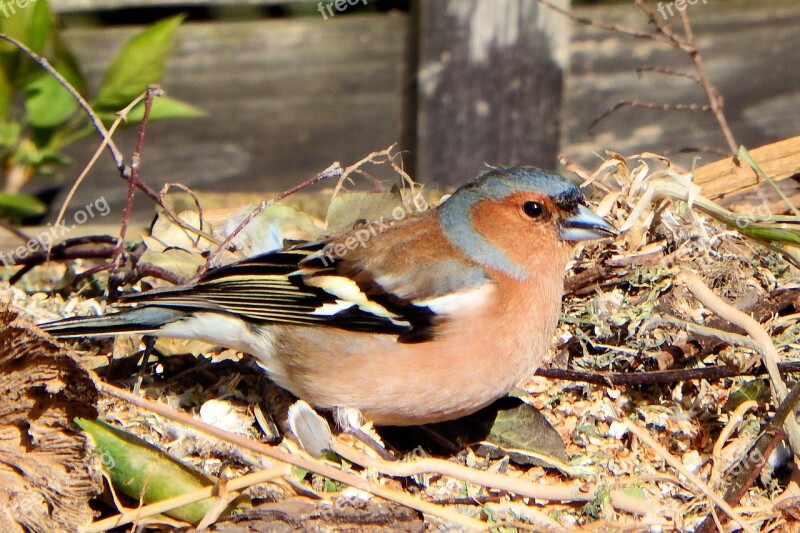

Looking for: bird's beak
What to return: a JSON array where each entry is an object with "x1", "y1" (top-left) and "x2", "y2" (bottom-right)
[{"x1": 559, "y1": 205, "x2": 619, "y2": 241}]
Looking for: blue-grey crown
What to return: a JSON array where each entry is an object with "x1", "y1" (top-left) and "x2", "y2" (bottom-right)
[
  {"x1": 451, "y1": 166, "x2": 585, "y2": 211},
  {"x1": 438, "y1": 166, "x2": 584, "y2": 280}
]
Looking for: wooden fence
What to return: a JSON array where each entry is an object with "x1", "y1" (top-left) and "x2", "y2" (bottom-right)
[{"x1": 39, "y1": 0, "x2": 800, "y2": 224}]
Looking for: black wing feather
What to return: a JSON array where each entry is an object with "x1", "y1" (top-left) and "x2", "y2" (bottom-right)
[{"x1": 123, "y1": 241, "x2": 437, "y2": 340}]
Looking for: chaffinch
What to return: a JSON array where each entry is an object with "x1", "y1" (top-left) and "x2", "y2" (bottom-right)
[{"x1": 41, "y1": 167, "x2": 617, "y2": 427}]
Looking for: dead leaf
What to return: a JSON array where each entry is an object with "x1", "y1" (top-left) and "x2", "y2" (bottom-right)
[
  {"x1": 0, "y1": 303, "x2": 101, "y2": 532},
  {"x1": 209, "y1": 496, "x2": 424, "y2": 532},
  {"x1": 325, "y1": 189, "x2": 406, "y2": 234}
]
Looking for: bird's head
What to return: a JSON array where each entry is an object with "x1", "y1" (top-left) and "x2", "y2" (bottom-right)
[{"x1": 438, "y1": 166, "x2": 618, "y2": 280}]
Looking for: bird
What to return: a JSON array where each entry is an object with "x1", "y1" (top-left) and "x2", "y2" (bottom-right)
[{"x1": 40, "y1": 166, "x2": 617, "y2": 428}]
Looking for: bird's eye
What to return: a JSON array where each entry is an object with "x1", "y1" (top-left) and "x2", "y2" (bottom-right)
[{"x1": 522, "y1": 201, "x2": 544, "y2": 219}]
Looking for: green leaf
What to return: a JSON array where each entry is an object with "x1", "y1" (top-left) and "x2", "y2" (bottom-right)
[
  {"x1": 94, "y1": 13, "x2": 186, "y2": 110},
  {"x1": 0, "y1": 0, "x2": 31, "y2": 44},
  {"x1": 0, "y1": 70, "x2": 13, "y2": 119},
  {"x1": 75, "y1": 418, "x2": 247, "y2": 525},
  {"x1": 16, "y1": 136, "x2": 65, "y2": 167},
  {"x1": 412, "y1": 397, "x2": 593, "y2": 478},
  {"x1": 0, "y1": 0, "x2": 82, "y2": 102},
  {"x1": 724, "y1": 379, "x2": 769, "y2": 411},
  {"x1": 322, "y1": 478, "x2": 340, "y2": 492},
  {"x1": 738, "y1": 225, "x2": 800, "y2": 247},
  {"x1": 0, "y1": 0, "x2": 58, "y2": 85},
  {"x1": 124, "y1": 94, "x2": 204, "y2": 122},
  {"x1": 26, "y1": 0, "x2": 54, "y2": 54},
  {"x1": 622, "y1": 486, "x2": 647, "y2": 500},
  {"x1": 0, "y1": 0, "x2": 34, "y2": 84},
  {"x1": 24, "y1": 74, "x2": 78, "y2": 127},
  {"x1": 0, "y1": 192, "x2": 46, "y2": 222},
  {"x1": 51, "y1": 32, "x2": 87, "y2": 96},
  {"x1": 326, "y1": 189, "x2": 404, "y2": 234},
  {"x1": 0, "y1": 120, "x2": 21, "y2": 148}
]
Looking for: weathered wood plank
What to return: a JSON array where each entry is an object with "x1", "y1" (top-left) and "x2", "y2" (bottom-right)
[
  {"x1": 413, "y1": 0, "x2": 570, "y2": 185},
  {"x1": 51, "y1": 0, "x2": 316, "y2": 12},
  {"x1": 32, "y1": 1, "x2": 800, "y2": 227},
  {"x1": 562, "y1": 1, "x2": 800, "y2": 175},
  {"x1": 48, "y1": 14, "x2": 408, "y2": 225},
  {"x1": 693, "y1": 136, "x2": 800, "y2": 201},
  {"x1": 691, "y1": 136, "x2": 800, "y2": 216}
]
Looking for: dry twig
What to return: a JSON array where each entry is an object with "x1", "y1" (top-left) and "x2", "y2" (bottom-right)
[
  {"x1": 328, "y1": 438, "x2": 656, "y2": 517},
  {"x1": 536, "y1": 0, "x2": 739, "y2": 156},
  {"x1": 535, "y1": 360, "x2": 800, "y2": 388},
  {"x1": 588, "y1": 101, "x2": 711, "y2": 136},
  {"x1": 111, "y1": 85, "x2": 161, "y2": 276},
  {"x1": 197, "y1": 162, "x2": 343, "y2": 276},
  {"x1": 95, "y1": 380, "x2": 486, "y2": 530},
  {"x1": 84, "y1": 465, "x2": 290, "y2": 532},
  {"x1": 679, "y1": 273, "x2": 800, "y2": 451},
  {"x1": 624, "y1": 419, "x2": 757, "y2": 533}
]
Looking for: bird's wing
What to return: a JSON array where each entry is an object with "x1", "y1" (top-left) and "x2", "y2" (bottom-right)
[
  {"x1": 306, "y1": 212, "x2": 493, "y2": 305},
  {"x1": 124, "y1": 243, "x2": 415, "y2": 335},
  {"x1": 124, "y1": 214, "x2": 492, "y2": 342}
]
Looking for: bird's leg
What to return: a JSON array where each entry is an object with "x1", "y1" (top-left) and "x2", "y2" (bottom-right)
[
  {"x1": 335, "y1": 407, "x2": 396, "y2": 461},
  {"x1": 133, "y1": 335, "x2": 157, "y2": 394},
  {"x1": 417, "y1": 425, "x2": 462, "y2": 454}
]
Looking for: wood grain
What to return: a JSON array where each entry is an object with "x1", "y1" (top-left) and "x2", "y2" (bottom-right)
[
  {"x1": 26, "y1": 1, "x2": 800, "y2": 226},
  {"x1": 693, "y1": 136, "x2": 800, "y2": 200},
  {"x1": 51, "y1": 0, "x2": 312, "y2": 11},
  {"x1": 48, "y1": 14, "x2": 408, "y2": 225},
  {"x1": 562, "y1": 1, "x2": 800, "y2": 172},
  {"x1": 414, "y1": 0, "x2": 569, "y2": 185}
]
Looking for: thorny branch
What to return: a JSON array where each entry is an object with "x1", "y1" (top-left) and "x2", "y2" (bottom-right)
[
  {"x1": 636, "y1": 66, "x2": 701, "y2": 84},
  {"x1": 195, "y1": 162, "x2": 343, "y2": 277},
  {"x1": 534, "y1": 0, "x2": 675, "y2": 45},
  {"x1": 109, "y1": 85, "x2": 162, "y2": 297},
  {"x1": 588, "y1": 100, "x2": 712, "y2": 136},
  {"x1": 536, "y1": 0, "x2": 739, "y2": 156}
]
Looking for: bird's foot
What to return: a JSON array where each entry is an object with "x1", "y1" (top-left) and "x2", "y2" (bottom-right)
[
  {"x1": 133, "y1": 335, "x2": 157, "y2": 394},
  {"x1": 335, "y1": 407, "x2": 396, "y2": 461}
]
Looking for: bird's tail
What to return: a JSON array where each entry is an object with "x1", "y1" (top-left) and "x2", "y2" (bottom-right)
[{"x1": 39, "y1": 306, "x2": 189, "y2": 338}]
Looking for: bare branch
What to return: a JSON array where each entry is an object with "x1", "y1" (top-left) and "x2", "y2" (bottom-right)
[
  {"x1": 0, "y1": 34, "x2": 126, "y2": 172},
  {"x1": 634, "y1": 0, "x2": 686, "y2": 47},
  {"x1": 588, "y1": 100, "x2": 711, "y2": 135},
  {"x1": 195, "y1": 163, "x2": 343, "y2": 277},
  {"x1": 636, "y1": 66, "x2": 701, "y2": 84},
  {"x1": 535, "y1": 360, "x2": 800, "y2": 387},
  {"x1": 677, "y1": 9, "x2": 739, "y2": 155},
  {"x1": 0, "y1": 33, "x2": 173, "y2": 209},
  {"x1": 535, "y1": 0, "x2": 674, "y2": 45}
]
